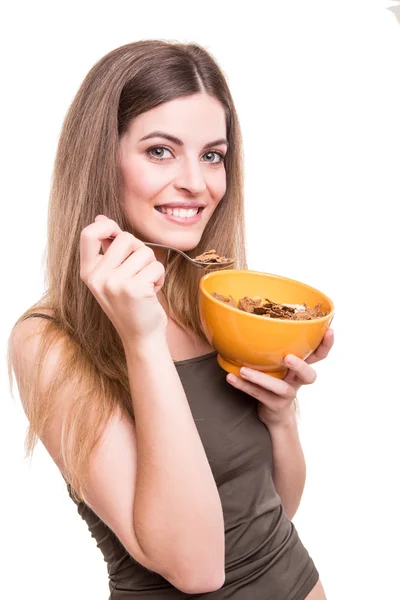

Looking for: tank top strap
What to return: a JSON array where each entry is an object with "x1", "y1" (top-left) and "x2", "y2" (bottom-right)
[{"x1": 22, "y1": 312, "x2": 55, "y2": 321}]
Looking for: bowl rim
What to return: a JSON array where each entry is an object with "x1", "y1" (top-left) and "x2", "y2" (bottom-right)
[{"x1": 199, "y1": 269, "x2": 335, "y2": 323}]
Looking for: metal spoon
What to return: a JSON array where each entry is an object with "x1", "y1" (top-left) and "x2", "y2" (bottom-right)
[
  {"x1": 107, "y1": 237, "x2": 236, "y2": 270},
  {"x1": 145, "y1": 242, "x2": 236, "y2": 270}
]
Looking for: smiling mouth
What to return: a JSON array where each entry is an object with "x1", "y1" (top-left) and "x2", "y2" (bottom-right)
[{"x1": 155, "y1": 206, "x2": 203, "y2": 218}]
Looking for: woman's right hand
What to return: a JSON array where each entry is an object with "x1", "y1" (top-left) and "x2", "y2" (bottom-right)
[{"x1": 80, "y1": 215, "x2": 167, "y2": 344}]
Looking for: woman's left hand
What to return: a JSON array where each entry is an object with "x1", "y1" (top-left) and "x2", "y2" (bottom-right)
[{"x1": 226, "y1": 329, "x2": 334, "y2": 428}]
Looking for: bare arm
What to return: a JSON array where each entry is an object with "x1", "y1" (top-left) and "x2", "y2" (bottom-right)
[
  {"x1": 11, "y1": 319, "x2": 225, "y2": 594},
  {"x1": 227, "y1": 336, "x2": 334, "y2": 523},
  {"x1": 267, "y1": 414, "x2": 306, "y2": 520},
  {"x1": 123, "y1": 334, "x2": 225, "y2": 590}
]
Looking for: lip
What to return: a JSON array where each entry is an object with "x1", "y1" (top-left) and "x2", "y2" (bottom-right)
[{"x1": 155, "y1": 203, "x2": 206, "y2": 209}]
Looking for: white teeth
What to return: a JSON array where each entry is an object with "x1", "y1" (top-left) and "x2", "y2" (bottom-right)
[{"x1": 158, "y1": 207, "x2": 200, "y2": 218}]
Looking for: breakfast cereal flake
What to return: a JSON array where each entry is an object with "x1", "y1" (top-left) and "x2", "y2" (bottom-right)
[{"x1": 212, "y1": 293, "x2": 327, "y2": 320}]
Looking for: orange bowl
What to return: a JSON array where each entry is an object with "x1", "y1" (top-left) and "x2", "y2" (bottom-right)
[{"x1": 199, "y1": 270, "x2": 334, "y2": 379}]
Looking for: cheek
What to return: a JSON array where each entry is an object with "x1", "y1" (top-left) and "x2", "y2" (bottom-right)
[
  {"x1": 209, "y1": 169, "x2": 227, "y2": 204},
  {"x1": 121, "y1": 159, "x2": 169, "y2": 201}
]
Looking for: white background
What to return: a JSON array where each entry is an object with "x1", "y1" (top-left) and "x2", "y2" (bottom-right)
[{"x1": 1, "y1": 1, "x2": 399, "y2": 598}]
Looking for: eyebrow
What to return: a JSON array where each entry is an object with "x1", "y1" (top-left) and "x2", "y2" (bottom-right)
[{"x1": 139, "y1": 131, "x2": 229, "y2": 149}]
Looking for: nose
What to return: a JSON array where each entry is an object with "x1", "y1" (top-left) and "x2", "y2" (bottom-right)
[{"x1": 174, "y1": 156, "x2": 207, "y2": 196}]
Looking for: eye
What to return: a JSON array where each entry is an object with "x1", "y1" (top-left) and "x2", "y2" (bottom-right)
[
  {"x1": 147, "y1": 146, "x2": 173, "y2": 161},
  {"x1": 201, "y1": 151, "x2": 225, "y2": 164}
]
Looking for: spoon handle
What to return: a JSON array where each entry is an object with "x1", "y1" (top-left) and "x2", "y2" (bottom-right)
[
  {"x1": 106, "y1": 238, "x2": 196, "y2": 263},
  {"x1": 145, "y1": 242, "x2": 188, "y2": 260},
  {"x1": 106, "y1": 237, "x2": 234, "y2": 269}
]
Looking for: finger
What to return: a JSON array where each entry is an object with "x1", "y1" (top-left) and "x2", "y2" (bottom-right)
[
  {"x1": 101, "y1": 238, "x2": 114, "y2": 255},
  {"x1": 115, "y1": 245, "x2": 156, "y2": 277},
  {"x1": 306, "y1": 329, "x2": 334, "y2": 365},
  {"x1": 283, "y1": 354, "x2": 317, "y2": 384},
  {"x1": 153, "y1": 266, "x2": 165, "y2": 293},
  {"x1": 80, "y1": 217, "x2": 123, "y2": 276},
  {"x1": 227, "y1": 374, "x2": 267, "y2": 401},
  {"x1": 227, "y1": 373, "x2": 296, "y2": 404},
  {"x1": 283, "y1": 369, "x2": 302, "y2": 386},
  {"x1": 237, "y1": 367, "x2": 296, "y2": 399},
  {"x1": 100, "y1": 231, "x2": 144, "y2": 270},
  {"x1": 95, "y1": 215, "x2": 114, "y2": 254},
  {"x1": 130, "y1": 260, "x2": 165, "y2": 294}
]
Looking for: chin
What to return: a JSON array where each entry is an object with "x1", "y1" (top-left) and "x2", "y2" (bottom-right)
[{"x1": 162, "y1": 232, "x2": 204, "y2": 252}]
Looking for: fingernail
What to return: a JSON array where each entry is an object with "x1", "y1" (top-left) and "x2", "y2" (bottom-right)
[
  {"x1": 240, "y1": 367, "x2": 251, "y2": 377},
  {"x1": 284, "y1": 356, "x2": 294, "y2": 366},
  {"x1": 227, "y1": 374, "x2": 237, "y2": 383}
]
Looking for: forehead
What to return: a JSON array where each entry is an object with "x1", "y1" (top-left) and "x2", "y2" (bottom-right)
[{"x1": 129, "y1": 94, "x2": 227, "y2": 143}]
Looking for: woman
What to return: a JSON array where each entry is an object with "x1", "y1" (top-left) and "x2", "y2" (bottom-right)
[{"x1": 8, "y1": 40, "x2": 333, "y2": 599}]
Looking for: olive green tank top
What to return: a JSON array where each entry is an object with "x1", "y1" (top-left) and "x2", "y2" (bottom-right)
[{"x1": 24, "y1": 314, "x2": 319, "y2": 599}]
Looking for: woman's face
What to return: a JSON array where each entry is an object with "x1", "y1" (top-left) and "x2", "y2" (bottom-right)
[{"x1": 119, "y1": 93, "x2": 227, "y2": 254}]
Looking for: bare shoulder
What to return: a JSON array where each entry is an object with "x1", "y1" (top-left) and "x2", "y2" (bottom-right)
[
  {"x1": 10, "y1": 311, "x2": 66, "y2": 408},
  {"x1": 10, "y1": 309, "x2": 57, "y2": 357},
  {"x1": 9, "y1": 313, "x2": 157, "y2": 574}
]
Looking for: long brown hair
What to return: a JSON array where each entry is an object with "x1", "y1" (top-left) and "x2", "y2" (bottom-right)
[{"x1": 7, "y1": 40, "x2": 247, "y2": 502}]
